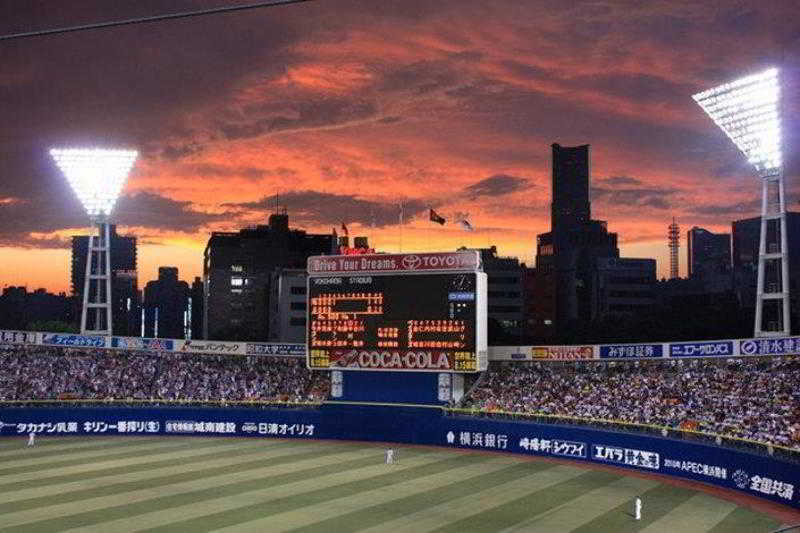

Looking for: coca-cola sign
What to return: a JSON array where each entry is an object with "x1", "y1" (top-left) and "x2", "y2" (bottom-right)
[
  {"x1": 307, "y1": 251, "x2": 480, "y2": 274},
  {"x1": 328, "y1": 349, "x2": 456, "y2": 371}
]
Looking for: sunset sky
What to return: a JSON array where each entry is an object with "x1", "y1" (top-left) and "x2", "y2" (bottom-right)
[{"x1": 1, "y1": 0, "x2": 798, "y2": 293}]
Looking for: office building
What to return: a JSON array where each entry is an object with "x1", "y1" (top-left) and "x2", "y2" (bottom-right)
[
  {"x1": 687, "y1": 227, "x2": 731, "y2": 289},
  {"x1": 268, "y1": 268, "x2": 307, "y2": 343},
  {"x1": 594, "y1": 258, "x2": 656, "y2": 316},
  {"x1": 143, "y1": 267, "x2": 189, "y2": 339},
  {"x1": 203, "y1": 212, "x2": 336, "y2": 341},
  {"x1": 535, "y1": 144, "x2": 620, "y2": 332},
  {"x1": 190, "y1": 277, "x2": 204, "y2": 340}
]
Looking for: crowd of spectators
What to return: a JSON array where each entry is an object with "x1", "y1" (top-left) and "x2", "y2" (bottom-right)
[
  {"x1": 464, "y1": 357, "x2": 800, "y2": 450},
  {"x1": 0, "y1": 344, "x2": 329, "y2": 403},
  {"x1": 3, "y1": 342, "x2": 800, "y2": 451}
]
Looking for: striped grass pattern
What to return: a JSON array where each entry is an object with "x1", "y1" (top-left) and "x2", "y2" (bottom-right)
[{"x1": 0, "y1": 437, "x2": 782, "y2": 532}]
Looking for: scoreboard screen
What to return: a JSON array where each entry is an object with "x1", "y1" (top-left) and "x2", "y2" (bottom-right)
[{"x1": 307, "y1": 272, "x2": 487, "y2": 372}]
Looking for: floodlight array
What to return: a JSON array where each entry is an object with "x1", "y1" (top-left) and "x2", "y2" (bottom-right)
[
  {"x1": 693, "y1": 68, "x2": 781, "y2": 177},
  {"x1": 50, "y1": 148, "x2": 138, "y2": 219}
]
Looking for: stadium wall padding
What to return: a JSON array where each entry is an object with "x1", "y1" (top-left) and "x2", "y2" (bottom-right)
[{"x1": 1, "y1": 405, "x2": 797, "y2": 510}]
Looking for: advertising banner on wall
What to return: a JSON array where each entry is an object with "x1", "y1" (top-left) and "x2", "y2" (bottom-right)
[
  {"x1": 0, "y1": 405, "x2": 797, "y2": 509},
  {"x1": 307, "y1": 251, "x2": 480, "y2": 274},
  {"x1": 740, "y1": 337, "x2": 800, "y2": 356},
  {"x1": 0, "y1": 407, "x2": 320, "y2": 441},
  {"x1": 41, "y1": 333, "x2": 106, "y2": 348},
  {"x1": 670, "y1": 341, "x2": 734, "y2": 357},
  {"x1": 0, "y1": 330, "x2": 38, "y2": 344},
  {"x1": 111, "y1": 337, "x2": 174, "y2": 351},
  {"x1": 599, "y1": 344, "x2": 663, "y2": 359},
  {"x1": 246, "y1": 343, "x2": 305, "y2": 356},
  {"x1": 179, "y1": 340, "x2": 243, "y2": 354},
  {"x1": 531, "y1": 345, "x2": 593, "y2": 360}
]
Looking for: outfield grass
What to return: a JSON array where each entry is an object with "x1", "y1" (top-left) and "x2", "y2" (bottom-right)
[{"x1": 0, "y1": 436, "x2": 783, "y2": 532}]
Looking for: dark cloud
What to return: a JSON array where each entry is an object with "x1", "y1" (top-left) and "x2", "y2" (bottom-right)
[
  {"x1": 597, "y1": 176, "x2": 643, "y2": 187},
  {"x1": 464, "y1": 174, "x2": 531, "y2": 198},
  {"x1": 378, "y1": 59, "x2": 462, "y2": 95},
  {"x1": 187, "y1": 163, "x2": 296, "y2": 180},
  {"x1": 224, "y1": 190, "x2": 427, "y2": 228},
  {"x1": 569, "y1": 72, "x2": 693, "y2": 105},
  {"x1": 160, "y1": 143, "x2": 204, "y2": 161},
  {"x1": 0, "y1": 191, "x2": 229, "y2": 248},
  {"x1": 691, "y1": 198, "x2": 761, "y2": 218},
  {"x1": 591, "y1": 184, "x2": 677, "y2": 210},
  {"x1": 498, "y1": 60, "x2": 552, "y2": 82},
  {"x1": 113, "y1": 192, "x2": 231, "y2": 232},
  {"x1": 217, "y1": 98, "x2": 378, "y2": 141}
]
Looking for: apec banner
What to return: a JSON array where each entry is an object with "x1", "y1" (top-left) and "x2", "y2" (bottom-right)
[
  {"x1": 246, "y1": 343, "x2": 305, "y2": 357},
  {"x1": 670, "y1": 341, "x2": 734, "y2": 357},
  {"x1": 437, "y1": 415, "x2": 799, "y2": 510},
  {"x1": 0, "y1": 330, "x2": 37, "y2": 344},
  {"x1": 179, "y1": 340, "x2": 244, "y2": 354},
  {"x1": 599, "y1": 343, "x2": 663, "y2": 359},
  {"x1": 740, "y1": 337, "x2": 800, "y2": 356},
  {"x1": 531, "y1": 345, "x2": 593, "y2": 360},
  {"x1": 41, "y1": 333, "x2": 106, "y2": 348},
  {"x1": 111, "y1": 337, "x2": 174, "y2": 351}
]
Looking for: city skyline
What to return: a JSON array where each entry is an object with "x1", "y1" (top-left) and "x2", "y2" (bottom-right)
[{"x1": 1, "y1": 1, "x2": 797, "y2": 292}]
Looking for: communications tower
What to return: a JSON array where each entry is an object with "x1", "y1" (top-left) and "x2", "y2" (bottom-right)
[{"x1": 668, "y1": 217, "x2": 679, "y2": 279}]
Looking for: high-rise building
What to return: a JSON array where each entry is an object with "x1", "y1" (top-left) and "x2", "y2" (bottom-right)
[
  {"x1": 268, "y1": 268, "x2": 308, "y2": 343},
  {"x1": 594, "y1": 258, "x2": 656, "y2": 316},
  {"x1": 550, "y1": 143, "x2": 591, "y2": 230},
  {"x1": 733, "y1": 213, "x2": 800, "y2": 332},
  {"x1": 203, "y1": 212, "x2": 336, "y2": 341},
  {"x1": 687, "y1": 227, "x2": 731, "y2": 278},
  {"x1": 190, "y1": 277, "x2": 204, "y2": 340},
  {"x1": 535, "y1": 144, "x2": 619, "y2": 333},
  {"x1": 686, "y1": 227, "x2": 732, "y2": 293},
  {"x1": 459, "y1": 246, "x2": 525, "y2": 341},
  {"x1": 143, "y1": 267, "x2": 189, "y2": 339},
  {"x1": 71, "y1": 224, "x2": 139, "y2": 335}
]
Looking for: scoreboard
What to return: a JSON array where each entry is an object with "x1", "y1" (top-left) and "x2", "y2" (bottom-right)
[{"x1": 306, "y1": 252, "x2": 487, "y2": 372}]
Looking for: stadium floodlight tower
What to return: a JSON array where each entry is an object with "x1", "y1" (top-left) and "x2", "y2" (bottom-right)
[
  {"x1": 50, "y1": 148, "x2": 138, "y2": 336},
  {"x1": 693, "y1": 67, "x2": 788, "y2": 337}
]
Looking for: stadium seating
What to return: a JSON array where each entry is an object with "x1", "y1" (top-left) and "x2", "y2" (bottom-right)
[{"x1": 464, "y1": 357, "x2": 800, "y2": 451}]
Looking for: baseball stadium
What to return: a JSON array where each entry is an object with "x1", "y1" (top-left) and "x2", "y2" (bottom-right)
[{"x1": 2, "y1": 1, "x2": 800, "y2": 532}]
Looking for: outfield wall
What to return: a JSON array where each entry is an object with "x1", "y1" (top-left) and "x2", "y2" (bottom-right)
[{"x1": 0, "y1": 405, "x2": 797, "y2": 510}]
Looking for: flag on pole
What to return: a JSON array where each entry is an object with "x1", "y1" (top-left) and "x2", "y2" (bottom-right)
[
  {"x1": 341, "y1": 222, "x2": 348, "y2": 236},
  {"x1": 459, "y1": 219, "x2": 474, "y2": 231},
  {"x1": 429, "y1": 209, "x2": 446, "y2": 225}
]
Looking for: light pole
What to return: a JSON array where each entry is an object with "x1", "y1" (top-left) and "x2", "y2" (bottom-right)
[
  {"x1": 50, "y1": 148, "x2": 138, "y2": 335},
  {"x1": 693, "y1": 68, "x2": 788, "y2": 337}
]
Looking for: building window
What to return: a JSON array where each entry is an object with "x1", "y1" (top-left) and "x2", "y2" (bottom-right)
[
  {"x1": 290, "y1": 286, "x2": 306, "y2": 295},
  {"x1": 231, "y1": 277, "x2": 243, "y2": 286},
  {"x1": 290, "y1": 302, "x2": 306, "y2": 311},
  {"x1": 231, "y1": 288, "x2": 242, "y2": 294},
  {"x1": 231, "y1": 265, "x2": 243, "y2": 272},
  {"x1": 488, "y1": 305, "x2": 521, "y2": 313},
  {"x1": 289, "y1": 317, "x2": 306, "y2": 326}
]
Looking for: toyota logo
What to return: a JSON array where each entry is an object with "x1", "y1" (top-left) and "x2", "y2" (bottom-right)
[{"x1": 402, "y1": 255, "x2": 421, "y2": 270}]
